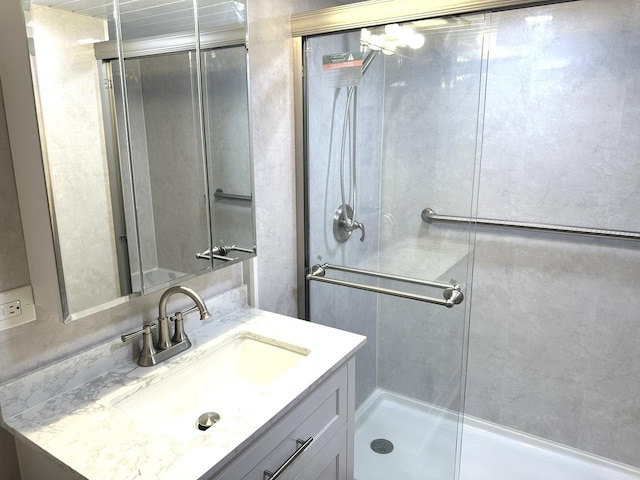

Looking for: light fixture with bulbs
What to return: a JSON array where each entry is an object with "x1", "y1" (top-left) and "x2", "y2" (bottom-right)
[{"x1": 360, "y1": 23, "x2": 425, "y2": 55}]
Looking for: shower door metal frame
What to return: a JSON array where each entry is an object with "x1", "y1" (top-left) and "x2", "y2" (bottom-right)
[{"x1": 291, "y1": 0, "x2": 577, "y2": 37}]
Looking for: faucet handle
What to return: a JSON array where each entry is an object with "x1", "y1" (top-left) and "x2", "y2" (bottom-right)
[
  {"x1": 170, "y1": 312, "x2": 191, "y2": 345},
  {"x1": 121, "y1": 324, "x2": 158, "y2": 367},
  {"x1": 121, "y1": 323, "x2": 157, "y2": 343},
  {"x1": 139, "y1": 325, "x2": 158, "y2": 366}
]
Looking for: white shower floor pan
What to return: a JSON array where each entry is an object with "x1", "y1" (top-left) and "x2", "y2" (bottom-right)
[{"x1": 355, "y1": 389, "x2": 640, "y2": 480}]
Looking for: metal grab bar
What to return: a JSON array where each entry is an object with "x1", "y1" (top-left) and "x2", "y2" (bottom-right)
[
  {"x1": 213, "y1": 188, "x2": 252, "y2": 202},
  {"x1": 306, "y1": 263, "x2": 464, "y2": 308},
  {"x1": 421, "y1": 208, "x2": 640, "y2": 241}
]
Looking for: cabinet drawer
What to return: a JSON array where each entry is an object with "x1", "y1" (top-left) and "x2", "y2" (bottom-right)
[
  {"x1": 212, "y1": 363, "x2": 348, "y2": 480},
  {"x1": 291, "y1": 425, "x2": 348, "y2": 480}
]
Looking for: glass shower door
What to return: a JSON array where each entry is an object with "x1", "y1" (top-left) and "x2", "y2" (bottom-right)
[{"x1": 303, "y1": 14, "x2": 486, "y2": 480}]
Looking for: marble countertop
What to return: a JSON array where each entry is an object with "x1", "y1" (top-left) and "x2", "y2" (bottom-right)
[{"x1": 0, "y1": 303, "x2": 366, "y2": 480}]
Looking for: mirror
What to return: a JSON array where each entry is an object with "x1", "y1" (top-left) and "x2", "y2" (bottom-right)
[{"x1": 19, "y1": 0, "x2": 254, "y2": 320}]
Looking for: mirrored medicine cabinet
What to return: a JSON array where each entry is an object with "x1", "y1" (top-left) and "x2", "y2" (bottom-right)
[{"x1": 0, "y1": 0, "x2": 255, "y2": 322}]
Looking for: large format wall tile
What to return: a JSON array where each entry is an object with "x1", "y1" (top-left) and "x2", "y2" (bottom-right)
[
  {"x1": 370, "y1": 0, "x2": 640, "y2": 468},
  {"x1": 462, "y1": 1, "x2": 640, "y2": 466}
]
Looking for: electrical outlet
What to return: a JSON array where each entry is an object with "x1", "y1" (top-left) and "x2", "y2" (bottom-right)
[
  {"x1": 0, "y1": 286, "x2": 36, "y2": 331},
  {"x1": 0, "y1": 300, "x2": 22, "y2": 320}
]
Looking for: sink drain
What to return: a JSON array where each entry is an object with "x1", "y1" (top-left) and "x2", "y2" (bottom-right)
[
  {"x1": 197, "y1": 412, "x2": 220, "y2": 431},
  {"x1": 370, "y1": 438, "x2": 394, "y2": 454}
]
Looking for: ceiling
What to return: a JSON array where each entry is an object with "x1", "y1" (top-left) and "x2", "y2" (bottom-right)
[{"x1": 30, "y1": 0, "x2": 246, "y2": 38}]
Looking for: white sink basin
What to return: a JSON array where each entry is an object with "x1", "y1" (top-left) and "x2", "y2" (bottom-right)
[{"x1": 109, "y1": 332, "x2": 310, "y2": 440}]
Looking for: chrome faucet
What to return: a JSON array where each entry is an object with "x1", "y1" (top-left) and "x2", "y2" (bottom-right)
[
  {"x1": 157, "y1": 285, "x2": 210, "y2": 350},
  {"x1": 121, "y1": 285, "x2": 211, "y2": 367}
]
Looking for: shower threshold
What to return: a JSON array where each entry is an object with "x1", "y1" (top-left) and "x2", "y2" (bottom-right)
[{"x1": 354, "y1": 389, "x2": 640, "y2": 480}]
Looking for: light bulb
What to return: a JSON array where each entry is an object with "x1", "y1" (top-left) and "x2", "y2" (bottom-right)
[
  {"x1": 409, "y1": 33, "x2": 425, "y2": 49},
  {"x1": 384, "y1": 23, "x2": 401, "y2": 38}
]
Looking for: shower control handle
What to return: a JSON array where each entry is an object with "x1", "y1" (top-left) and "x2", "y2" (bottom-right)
[
  {"x1": 342, "y1": 217, "x2": 365, "y2": 241},
  {"x1": 333, "y1": 204, "x2": 365, "y2": 242},
  {"x1": 350, "y1": 220, "x2": 365, "y2": 241}
]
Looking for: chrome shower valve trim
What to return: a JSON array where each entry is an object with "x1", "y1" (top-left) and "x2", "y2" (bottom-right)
[{"x1": 333, "y1": 204, "x2": 365, "y2": 242}]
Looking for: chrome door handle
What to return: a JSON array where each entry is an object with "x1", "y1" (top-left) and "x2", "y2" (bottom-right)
[{"x1": 263, "y1": 437, "x2": 313, "y2": 480}]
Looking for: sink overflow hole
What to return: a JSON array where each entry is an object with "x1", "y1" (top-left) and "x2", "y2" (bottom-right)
[
  {"x1": 370, "y1": 438, "x2": 394, "y2": 454},
  {"x1": 197, "y1": 412, "x2": 220, "y2": 431}
]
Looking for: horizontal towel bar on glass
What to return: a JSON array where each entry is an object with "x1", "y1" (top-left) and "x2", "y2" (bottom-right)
[
  {"x1": 421, "y1": 208, "x2": 640, "y2": 241},
  {"x1": 306, "y1": 263, "x2": 464, "y2": 308},
  {"x1": 213, "y1": 188, "x2": 252, "y2": 202}
]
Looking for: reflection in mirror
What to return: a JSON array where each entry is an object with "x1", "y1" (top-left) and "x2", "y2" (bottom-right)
[
  {"x1": 112, "y1": 51, "x2": 210, "y2": 294},
  {"x1": 201, "y1": 47, "x2": 254, "y2": 260},
  {"x1": 21, "y1": 0, "x2": 254, "y2": 321}
]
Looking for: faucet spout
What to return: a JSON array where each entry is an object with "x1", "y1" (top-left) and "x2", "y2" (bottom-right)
[{"x1": 159, "y1": 285, "x2": 210, "y2": 321}]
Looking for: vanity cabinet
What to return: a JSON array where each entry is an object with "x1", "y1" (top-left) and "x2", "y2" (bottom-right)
[
  {"x1": 209, "y1": 360, "x2": 354, "y2": 480},
  {"x1": 15, "y1": 359, "x2": 356, "y2": 480},
  {"x1": 3, "y1": 309, "x2": 365, "y2": 480}
]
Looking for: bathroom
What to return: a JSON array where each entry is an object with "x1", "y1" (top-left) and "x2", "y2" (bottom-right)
[{"x1": 0, "y1": 0, "x2": 639, "y2": 479}]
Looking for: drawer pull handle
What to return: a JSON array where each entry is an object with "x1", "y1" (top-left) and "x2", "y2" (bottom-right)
[{"x1": 263, "y1": 437, "x2": 314, "y2": 480}]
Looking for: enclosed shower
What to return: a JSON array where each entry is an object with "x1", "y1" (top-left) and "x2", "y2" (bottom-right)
[{"x1": 296, "y1": 1, "x2": 640, "y2": 479}]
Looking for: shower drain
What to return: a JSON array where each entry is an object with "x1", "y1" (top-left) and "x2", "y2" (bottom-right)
[{"x1": 370, "y1": 438, "x2": 394, "y2": 454}]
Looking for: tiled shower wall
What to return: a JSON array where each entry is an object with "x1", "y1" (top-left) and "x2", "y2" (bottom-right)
[
  {"x1": 377, "y1": 0, "x2": 640, "y2": 467},
  {"x1": 466, "y1": 1, "x2": 640, "y2": 467}
]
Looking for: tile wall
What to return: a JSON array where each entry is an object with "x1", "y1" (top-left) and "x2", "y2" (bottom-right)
[
  {"x1": 374, "y1": 0, "x2": 640, "y2": 467},
  {"x1": 464, "y1": 1, "x2": 640, "y2": 466}
]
